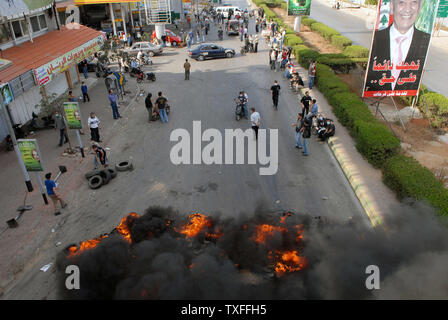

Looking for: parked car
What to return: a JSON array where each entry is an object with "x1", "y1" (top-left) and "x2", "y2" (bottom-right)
[
  {"x1": 123, "y1": 42, "x2": 163, "y2": 56},
  {"x1": 151, "y1": 29, "x2": 182, "y2": 47},
  {"x1": 188, "y1": 43, "x2": 235, "y2": 61},
  {"x1": 227, "y1": 20, "x2": 240, "y2": 36}
]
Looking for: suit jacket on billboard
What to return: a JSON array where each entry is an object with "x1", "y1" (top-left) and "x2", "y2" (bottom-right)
[{"x1": 364, "y1": 25, "x2": 431, "y2": 94}]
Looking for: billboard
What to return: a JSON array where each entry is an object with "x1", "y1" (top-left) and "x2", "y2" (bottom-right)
[
  {"x1": 34, "y1": 35, "x2": 105, "y2": 86},
  {"x1": 288, "y1": 0, "x2": 312, "y2": 16},
  {"x1": 438, "y1": 0, "x2": 448, "y2": 17},
  {"x1": 17, "y1": 139, "x2": 44, "y2": 172},
  {"x1": 0, "y1": 83, "x2": 13, "y2": 106},
  {"x1": 63, "y1": 102, "x2": 83, "y2": 130},
  {"x1": 363, "y1": 0, "x2": 441, "y2": 98}
]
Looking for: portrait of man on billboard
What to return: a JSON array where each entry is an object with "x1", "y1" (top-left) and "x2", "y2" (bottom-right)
[{"x1": 363, "y1": 0, "x2": 435, "y2": 97}]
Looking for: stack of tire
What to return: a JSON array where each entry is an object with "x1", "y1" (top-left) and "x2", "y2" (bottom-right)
[{"x1": 85, "y1": 161, "x2": 133, "y2": 189}]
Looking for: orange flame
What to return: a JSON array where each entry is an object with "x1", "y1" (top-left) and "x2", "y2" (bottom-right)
[
  {"x1": 116, "y1": 212, "x2": 140, "y2": 243},
  {"x1": 252, "y1": 224, "x2": 287, "y2": 244},
  {"x1": 274, "y1": 250, "x2": 307, "y2": 274},
  {"x1": 176, "y1": 213, "x2": 211, "y2": 238},
  {"x1": 67, "y1": 234, "x2": 109, "y2": 256}
]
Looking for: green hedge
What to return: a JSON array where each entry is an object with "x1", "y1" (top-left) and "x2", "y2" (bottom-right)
[
  {"x1": 331, "y1": 35, "x2": 353, "y2": 50},
  {"x1": 301, "y1": 17, "x2": 317, "y2": 27},
  {"x1": 315, "y1": 63, "x2": 351, "y2": 97},
  {"x1": 343, "y1": 45, "x2": 370, "y2": 58},
  {"x1": 353, "y1": 121, "x2": 401, "y2": 168},
  {"x1": 285, "y1": 28, "x2": 296, "y2": 35},
  {"x1": 284, "y1": 34, "x2": 303, "y2": 46},
  {"x1": 383, "y1": 155, "x2": 448, "y2": 216},
  {"x1": 260, "y1": 4, "x2": 276, "y2": 19},
  {"x1": 328, "y1": 92, "x2": 376, "y2": 132},
  {"x1": 310, "y1": 22, "x2": 340, "y2": 41},
  {"x1": 252, "y1": 0, "x2": 266, "y2": 5},
  {"x1": 292, "y1": 45, "x2": 320, "y2": 68}
]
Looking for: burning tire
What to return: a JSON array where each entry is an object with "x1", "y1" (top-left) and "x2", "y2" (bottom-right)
[
  {"x1": 85, "y1": 169, "x2": 101, "y2": 180},
  {"x1": 107, "y1": 168, "x2": 117, "y2": 179},
  {"x1": 88, "y1": 175, "x2": 103, "y2": 189},
  {"x1": 99, "y1": 169, "x2": 112, "y2": 185},
  {"x1": 115, "y1": 161, "x2": 133, "y2": 172}
]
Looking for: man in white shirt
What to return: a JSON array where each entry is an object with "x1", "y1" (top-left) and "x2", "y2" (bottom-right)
[
  {"x1": 137, "y1": 50, "x2": 143, "y2": 65},
  {"x1": 364, "y1": 0, "x2": 430, "y2": 95},
  {"x1": 87, "y1": 112, "x2": 101, "y2": 142},
  {"x1": 250, "y1": 107, "x2": 261, "y2": 140}
]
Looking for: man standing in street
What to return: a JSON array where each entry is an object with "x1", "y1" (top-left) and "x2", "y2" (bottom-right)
[
  {"x1": 45, "y1": 172, "x2": 67, "y2": 216},
  {"x1": 250, "y1": 107, "x2": 261, "y2": 140},
  {"x1": 291, "y1": 113, "x2": 304, "y2": 149},
  {"x1": 300, "y1": 91, "x2": 312, "y2": 117},
  {"x1": 254, "y1": 34, "x2": 259, "y2": 53},
  {"x1": 87, "y1": 112, "x2": 101, "y2": 142},
  {"x1": 108, "y1": 89, "x2": 121, "y2": 120},
  {"x1": 54, "y1": 110, "x2": 68, "y2": 147},
  {"x1": 81, "y1": 81, "x2": 90, "y2": 102},
  {"x1": 301, "y1": 115, "x2": 312, "y2": 156},
  {"x1": 271, "y1": 80, "x2": 281, "y2": 110},
  {"x1": 184, "y1": 59, "x2": 191, "y2": 80},
  {"x1": 308, "y1": 60, "x2": 316, "y2": 90},
  {"x1": 145, "y1": 92, "x2": 153, "y2": 122},
  {"x1": 155, "y1": 91, "x2": 169, "y2": 123}
]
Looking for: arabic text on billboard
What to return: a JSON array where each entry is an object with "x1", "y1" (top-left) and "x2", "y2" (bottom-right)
[
  {"x1": 34, "y1": 35, "x2": 105, "y2": 86},
  {"x1": 18, "y1": 139, "x2": 44, "y2": 172},
  {"x1": 63, "y1": 102, "x2": 83, "y2": 130},
  {"x1": 362, "y1": 0, "x2": 440, "y2": 98},
  {"x1": 288, "y1": 0, "x2": 311, "y2": 16}
]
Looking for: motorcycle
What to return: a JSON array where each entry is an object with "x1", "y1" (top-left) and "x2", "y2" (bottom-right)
[
  {"x1": 235, "y1": 99, "x2": 245, "y2": 121},
  {"x1": 150, "y1": 105, "x2": 171, "y2": 122},
  {"x1": 140, "y1": 53, "x2": 153, "y2": 66},
  {"x1": 136, "y1": 71, "x2": 156, "y2": 83},
  {"x1": 29, "y1": 112, "x2": 55, "y2": 131}
]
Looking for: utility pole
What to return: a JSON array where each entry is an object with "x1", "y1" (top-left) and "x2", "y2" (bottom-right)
[{"x1": 0, "y1": 98, "x2": 33, "y2": 192}]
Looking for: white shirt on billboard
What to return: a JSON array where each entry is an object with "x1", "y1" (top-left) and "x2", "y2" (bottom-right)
[{"x1": 390, "y1": 24, "x2": 414, "y2": 88}]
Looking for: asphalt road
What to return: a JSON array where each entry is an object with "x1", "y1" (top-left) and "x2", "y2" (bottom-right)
[
  {"x1": 309, "y1": 0, "x2": 448, "y2": 97},
  {"x1": 2, "y1": 10, "x2": 368, "y2": 299}
]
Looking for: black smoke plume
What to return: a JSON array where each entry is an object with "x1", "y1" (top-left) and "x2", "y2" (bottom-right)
[{"x1": 56, "y1": 201, "x2": 448, "y2": 299}]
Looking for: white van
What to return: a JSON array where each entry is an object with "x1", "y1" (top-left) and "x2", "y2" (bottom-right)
[{"x1": 216, "y1": 6, "x2": 243, "y2": 18}]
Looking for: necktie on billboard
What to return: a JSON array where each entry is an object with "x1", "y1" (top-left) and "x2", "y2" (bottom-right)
[{"x1": 392, "y1": 36, "x2": 406, "y2": 89}]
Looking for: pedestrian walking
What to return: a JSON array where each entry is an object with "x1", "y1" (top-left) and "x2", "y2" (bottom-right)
[
  {"x1": 81, "y1": 81, "x2": 90, "y2": 102},
  {"x1": 254, "y1": 34, "x2": 259, "y2": 53},
  {"x1": 184, "y1": 59, "x2": 191, "y2": 80},
  {"x1": 308, "y1": 60, "x2": 317, "y2": 90},
  {"x1": 82, "y1": 60, "x2": 88, "y2": 79},
  {"x1": 250, "y1": 107, "x2": 261, "y2": 140},
  {"x1": 87, "y1": 112, "x2": 101, "y2": 142},
  {"x1": 155, "y1": 91, "x2": 169, "y2": 123},
  {"x1": 291, "y1": 113, "x2": 304, "y2": 149},
  {"x1": 45, "y1": 172, "x2": 67, "y2": 216},
  {"x1": 301, "y1": 91, "x2": 312, "y2": 117},
  {"x1": 54, "y1": 111, "x2": 68, "y2": 147},
  {"x1": 271, "y1": 80, "x2": 281, "y2": 109},
  {"x1": 239, "y1": 25, "x2": 243, "y2": 42},
  {"x1": 302, "y1": 116, "x2": 312, "y2": 156},
  {"x1": 275, "y1": 52, "x2": 282, "y2": 72},
  {"x1": 108, "y1": 89, "x2": 121, "y2": 119},
  {"x1": 145, "y1": 93, "x2": 153, "y2": 122},
  {"x1": 270, "y1": 50, "x2": 277, "y2": 70}
]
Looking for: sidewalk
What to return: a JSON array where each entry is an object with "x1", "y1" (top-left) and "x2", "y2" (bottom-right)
[{"x1": 0, "y1": 70, "x2": 138, "y2": 293}]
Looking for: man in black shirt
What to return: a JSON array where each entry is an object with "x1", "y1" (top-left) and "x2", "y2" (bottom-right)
[
  {"x1": 300, "y1": 91, "x2": 312, "y2": 118},
  {"x1": 319, "y1": 119, "x2": 335, "y2": 142},
  {"x1": 271, "y1": 80, "x2": 281, "y2": 110},
  {"x1": 155, "y1": 91, "x2": 168, "y2": 123},
  {"x1": 145, "y1": 92, "x2": 153, "y2": 122}
]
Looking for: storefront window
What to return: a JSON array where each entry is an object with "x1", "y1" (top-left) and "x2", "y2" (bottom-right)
[
  {"x1": 21, "y1": 20, "x2": 29, "y2": 36},
  {"x1": 0, "y1": 23, "x2": 13, "y2": 44}
]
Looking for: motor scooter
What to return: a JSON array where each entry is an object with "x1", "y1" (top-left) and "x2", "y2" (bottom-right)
[
  {"x1": 235, "y1": 99, "x2": 245, "y2": 121},
  {"x1": 136, "y1": 71, "x2": 156, "y2": 83}
]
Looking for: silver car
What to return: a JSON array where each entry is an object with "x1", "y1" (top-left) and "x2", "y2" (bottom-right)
[{"x1": 125, "y1": 42, "x2": 163, "y2": 57}]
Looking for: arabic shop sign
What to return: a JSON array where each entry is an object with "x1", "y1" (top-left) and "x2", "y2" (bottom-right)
[
  {"x1": 438, "y1": 0, "x2": 448, "y2": 18},
  {"x1": 34, "y1": 35, "x2": 105, "y2": 86}
]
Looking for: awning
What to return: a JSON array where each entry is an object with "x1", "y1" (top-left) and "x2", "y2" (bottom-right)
[{"x1": 0, "y1": 24, "x2": 105, "y2": 86}]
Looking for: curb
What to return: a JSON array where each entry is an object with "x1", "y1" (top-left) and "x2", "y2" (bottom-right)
[{"x1": 327, "y1": 137, "x2": 383, "y2": 227}]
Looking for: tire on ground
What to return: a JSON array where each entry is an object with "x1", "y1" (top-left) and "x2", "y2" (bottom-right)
[
  {"x1": 85, "y1": 169, "x2": 101, "y2": 180},
  {"x1": 115, "y1": 161, "x2": 133, "y2": 171},
  {"x1": 88, "y1": 175, "x2": 103, "y2": 189},
  {"x1": 99, "y1": 169, "x2": 112, "y2": 184},
  {"x1": 107, "y1": 168, "x2": 118, "y2": 179}
]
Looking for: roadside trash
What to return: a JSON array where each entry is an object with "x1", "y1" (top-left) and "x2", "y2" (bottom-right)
[
  {"x1": 40, "y1": 263, "x2": 52, "y2": 272},
  {"x1": 322, "y1": 197, "x2": 328, "y2": 200},
  {"x1": 55, "y1": 242, "x2": 62, "y2": 247}
]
